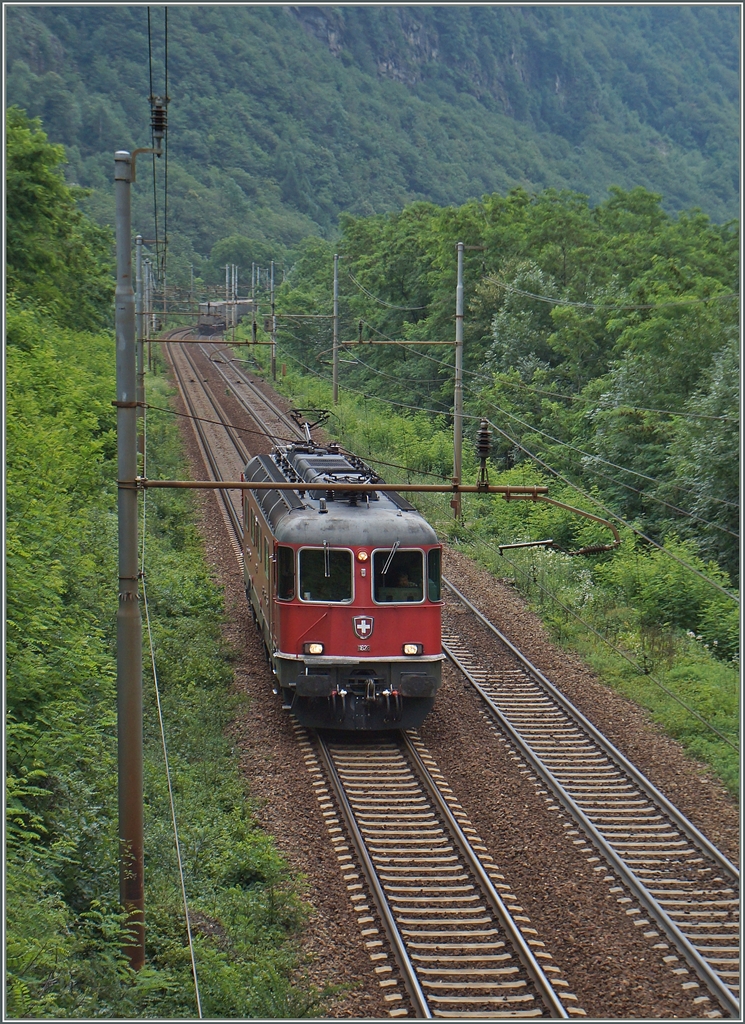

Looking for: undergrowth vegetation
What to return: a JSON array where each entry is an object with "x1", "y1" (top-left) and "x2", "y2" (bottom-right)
[{"x1": 6, "y1": 312, "x2": 326, "y2": 1017}]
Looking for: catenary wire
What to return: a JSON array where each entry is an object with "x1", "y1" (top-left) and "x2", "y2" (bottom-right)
[
  {"x1": 144, "y1": 401, "x2": 300, "y2": 446},
  {"x1": 481, "y1": 374, "x2": 737, "y2": 422},
  {"x1": 339, "y1": 346, "x2": 740, "y2": 505},
  {"x1": 276, "y1": 347, "x2": 737, "y2": 601},
  {"x1": 208, "y1": 342, "x2": 451, "y2": 480},
  {"x1": 484, "y1": 417, "x2": 738, "y2": 603},
  {"x1": 553, "y1": 457, "x2": 739, "y2": 539},
  {"x1": 279, "y1": 319, "x2": 738, "y2": 511},
  {"x1": 608, "y1": 404, "x2": 736, "y2": 423},
  {"x1": 339, "y1": 348, "x2": 443, "y2": 387},
  {"x1": 467, "y1": 384, "x2": 740, "y2": 519},
  {"x1": 346, "y1": 268, "x2": 428, "y2": 310},
  {"x1": 485, "y1": 276, "x2": 739, "y2": 311},
  {"x1": 355, "y1": 319, "x2": 736, "y2": 423},
  {"x1": 277, "y1": 324, "x2": 446, "y2": 395}
]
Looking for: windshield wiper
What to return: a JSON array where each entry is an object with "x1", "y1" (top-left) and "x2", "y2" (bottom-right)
[{"x1": 381, "y1": 540, "x2": 400, "y2": 576}]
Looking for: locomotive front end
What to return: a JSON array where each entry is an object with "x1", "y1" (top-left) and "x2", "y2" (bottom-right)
[
  {"x1": 275, "y1": 536, "x2": 443, "y2": 729},
  {"x1": 243, "y1": 443, "x2": 444, "y2": 731}
]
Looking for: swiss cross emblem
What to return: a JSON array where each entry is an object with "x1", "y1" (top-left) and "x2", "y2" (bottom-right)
[{"x1": 353, "y1": 616, "x2": 374, "y2": 639}]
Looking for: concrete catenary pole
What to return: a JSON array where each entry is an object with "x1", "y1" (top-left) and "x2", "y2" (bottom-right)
[
  {"x1": 145, "y1": 258, "x2": 152, "y2": 370},
  {"x1": 332, "y1": 253, "x2": 339, "y2": 404},
  {"x1": 225, "y1": 264, "x2": 230, "y2": 332},
  {"x1": 114, "y1": 150, "x2": 145, "y2": 970},
  {"x1": 252, "y1": 262, "x2": 257, "y2": 344},
  {"x1": 232, "y1": 264, "x2": 237, "y2": 340},
  {"x1": 271, "y1": 259, "x2": 276, "y2": 380},
  {"x1": 453, "y1": 241, "x2": 465, "y2": 519},
  {"x1": 135, "y1": 235, "x2": 144, "y2": 457}
]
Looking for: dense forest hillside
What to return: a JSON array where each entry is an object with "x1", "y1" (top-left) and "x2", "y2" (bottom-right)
[{"x1": 5, "y1": 3, "x2": 740, "y2": 274}]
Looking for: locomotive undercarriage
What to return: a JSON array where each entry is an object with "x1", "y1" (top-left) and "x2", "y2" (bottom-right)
[{"x1": 274, "y1": 657, "x2": 442, "y2": 730}]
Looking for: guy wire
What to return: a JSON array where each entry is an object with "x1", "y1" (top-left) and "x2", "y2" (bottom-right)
[{"x1": 140, "y1": 389, "x2": 203, "y2": 1018}]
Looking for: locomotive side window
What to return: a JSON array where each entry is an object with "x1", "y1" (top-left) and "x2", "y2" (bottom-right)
[
  {"x1": 299, "y1": 548, "x2": 352, "y2": 602},
  {"x1": 264, "y1": 536, "x2": 269, "y2": 577},
  {"x1": 373, "y1": 549, "x2": 424, "y2": 603},
  {"x1": 427, "y1": 548, "x2": 441, "y2": 601},
  {"x1": 277, "y1": 546, "x2": 295, "y2": 600}
]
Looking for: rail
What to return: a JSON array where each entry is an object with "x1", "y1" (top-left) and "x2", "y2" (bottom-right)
[
  {"x1": 442, "y1": 576, "x2": 739, "y2": 1018},
  {"x1": 315, "y1": 731, "x2": 571, "y2": 1018}
]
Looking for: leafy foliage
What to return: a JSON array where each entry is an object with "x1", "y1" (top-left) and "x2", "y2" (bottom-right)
[
  {"x1": 272, "y1": 185, "x2": 738, "y2": 581},
  {"x1": 6, "y1": 316, "x2": 324, "y2": 1016},
  {"x1": 6, "y1": 106, "x2": 113, "y2": 328}
]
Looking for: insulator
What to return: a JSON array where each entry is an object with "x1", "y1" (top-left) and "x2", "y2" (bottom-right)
[
  {"x1": 149, "y1": 96, "x2": 168, "y2": 143},
  {"x1": 476, "y1": 419, "x2": 491, "y2": 461}
]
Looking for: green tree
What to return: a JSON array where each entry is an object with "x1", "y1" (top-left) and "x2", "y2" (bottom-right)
[{"x1": 6, "y1": 106, "x2": 113, "y2": 329}]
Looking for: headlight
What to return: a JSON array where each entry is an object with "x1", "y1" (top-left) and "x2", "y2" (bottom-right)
[
  {"x1": 403, "y1": 643, "x2": 423, "y2": 656},
  {"x1": 303, "y1": 642, "x2": 324, "y2": 655},
  {"x1": 356, "y1": 550, "x2": 369, "y2": 562}
]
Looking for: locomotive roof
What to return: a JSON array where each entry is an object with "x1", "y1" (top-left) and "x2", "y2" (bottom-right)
[{"x1": 244, "y1": 444, "x2": 439, "y2": 547}]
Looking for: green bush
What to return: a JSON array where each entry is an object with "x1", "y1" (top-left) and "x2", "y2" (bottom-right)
[{"x1": 6, "y1": 313, "x2": 324, "y2": 1016}]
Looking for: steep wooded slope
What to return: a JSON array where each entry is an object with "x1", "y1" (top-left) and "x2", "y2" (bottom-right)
[{"x1": 5, "y1": 4, "x2": 739, "y2": 262}]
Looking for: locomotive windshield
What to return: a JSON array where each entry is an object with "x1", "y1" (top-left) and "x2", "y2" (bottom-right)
[
  {"x1": 373, "y1": 549, "x2": 424, "y2": 603},
  {"x1": 299, "y1": 548, "x2": 353, "y2": 602},
  {"x1": 428, "y1": 548, "x2": 441, "y2": 601},
  {"x1": 277, "y1": 546, "x2": 295, "y2": 600}
]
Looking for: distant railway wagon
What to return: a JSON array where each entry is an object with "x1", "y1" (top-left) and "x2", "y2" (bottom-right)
[
  {"x1": 198, "y1": 299, "x2": 253, "y2": 333},
  {"x1": 242, "y1": 440, "x2": 444, "y2": 729}
]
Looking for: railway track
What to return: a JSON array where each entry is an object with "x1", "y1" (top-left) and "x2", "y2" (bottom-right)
[
  {"x1": 165, "y1": 337, "x2": 247, "y2": 557},
  {"x1": 196, "y1": 338, "x2": 303, "y2": 444},
  {"x1": 441, "y1": 579, "x2": 740, "y2": 1018},
  {"x1": 311, "y1": 729, "x2": 577, "y2": 1018},
  {"x1": 161, "y1": 335, "x2": 738, "y2": 1018}
]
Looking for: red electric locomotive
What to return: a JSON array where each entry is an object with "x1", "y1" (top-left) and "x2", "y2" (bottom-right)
[{"x1": 242, "y1": 439, "x2": 443, "y2": 729}]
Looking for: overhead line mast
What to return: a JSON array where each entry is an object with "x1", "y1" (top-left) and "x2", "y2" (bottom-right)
[{"x1": 114, "y1": 80, "x2": 167, "y2": 971}]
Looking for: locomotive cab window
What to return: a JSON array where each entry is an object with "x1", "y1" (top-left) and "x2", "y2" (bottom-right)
[
  {"x1": 299, "y1": 547, "x2": 352, "y2": 602},
  {"x1": 428, "y1": 548, "x2": 441, "y2": 601},
  {"x1": 277, "y1": 546, "x2": 295, "y2": 600},
  {"x1": 373, "y1": 549, "x2": 424, "y2": 603},
  {"x1": 276, "y1": 544, "x2": 294, "y2": 598}
]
